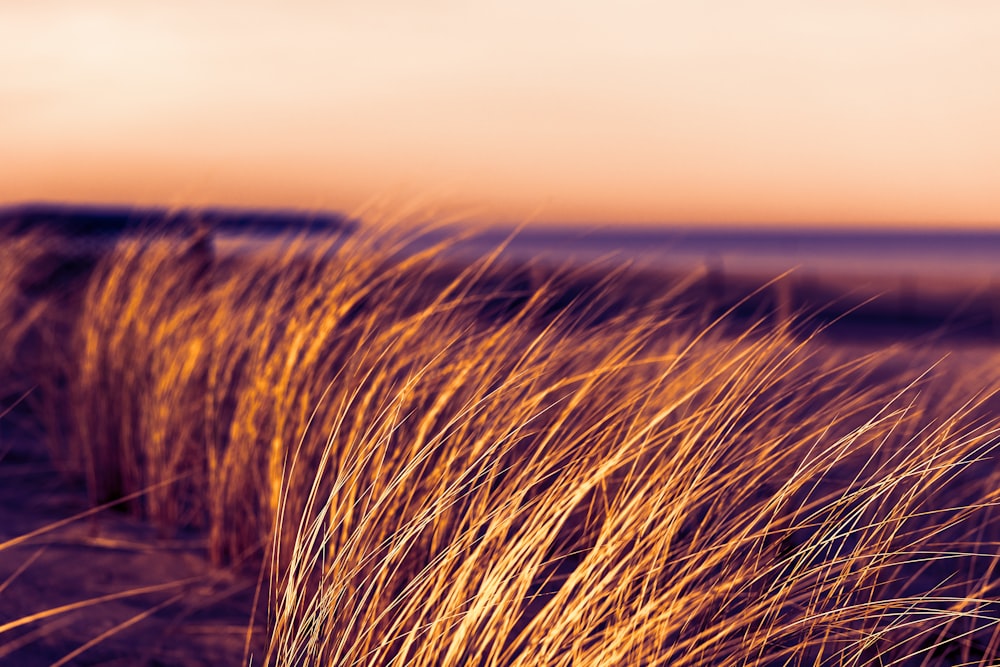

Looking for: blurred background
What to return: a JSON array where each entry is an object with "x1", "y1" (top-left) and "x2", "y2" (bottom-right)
[{"x1": 2, "y1": 1, "x2": 999, "y2": 227}]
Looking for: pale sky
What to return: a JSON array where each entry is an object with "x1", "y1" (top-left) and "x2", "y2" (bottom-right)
[{"x1": 2, "y1": 1, "x2": 999, "y2": 226}]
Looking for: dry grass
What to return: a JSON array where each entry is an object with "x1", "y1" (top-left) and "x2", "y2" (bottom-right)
[
  {"x1": 4, "y1": 221, "x2": 1000, "y2": 665},
  {"x1": 0, "y1": 229, "x2": 56, "y2": 391}
]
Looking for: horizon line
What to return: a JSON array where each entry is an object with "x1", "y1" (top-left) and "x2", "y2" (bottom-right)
[{"x1": 2, "y1": 199, "x2": 1000, "y2": 235}]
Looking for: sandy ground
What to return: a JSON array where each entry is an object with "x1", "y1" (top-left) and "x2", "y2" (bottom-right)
[{"x1": 0, "y1": 424, "x2": 265, "y2": 666}]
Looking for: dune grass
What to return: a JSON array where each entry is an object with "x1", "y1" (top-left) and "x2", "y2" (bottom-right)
[
  {"x1": 0, "y1": 230, "x2": 55, "y2": 394},
  {"x1": 4, "y1": 222, "x2": 1000, "y2": 665}
]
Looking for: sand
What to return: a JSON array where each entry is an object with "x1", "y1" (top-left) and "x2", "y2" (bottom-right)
[{"x1": 0, "y1": 424, "x2": 264, "y2": 666}]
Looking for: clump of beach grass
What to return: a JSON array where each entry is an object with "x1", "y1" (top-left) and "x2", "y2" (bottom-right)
[
  {"x1": 6, "y1": 220, "x2": 1000, "y2": 665},
  {"x1": 0, "y1": 228, "x2": 56, "y2": 392},
  {"x1": 263, "y1": 306, "x2": 1000, "y2": 666}
]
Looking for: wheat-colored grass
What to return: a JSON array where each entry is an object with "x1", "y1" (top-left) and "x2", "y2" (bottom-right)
[{"x1": 4, "y1": 222, "x2": 1000, "y2": 665}]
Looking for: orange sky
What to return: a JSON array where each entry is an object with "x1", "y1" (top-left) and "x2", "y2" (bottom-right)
[{"x1": 2, "y1": 1, "x2": 999, "y2": 227}]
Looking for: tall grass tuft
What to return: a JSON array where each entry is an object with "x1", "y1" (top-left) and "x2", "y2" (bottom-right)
[{"x1": 265, "y1": 307, "x2": 1000, "y2": 666}]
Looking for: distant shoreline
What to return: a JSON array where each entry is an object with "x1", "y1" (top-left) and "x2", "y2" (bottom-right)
[{"x1": 6, "y1": 201, "x2": 1000, "y2": 344}]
